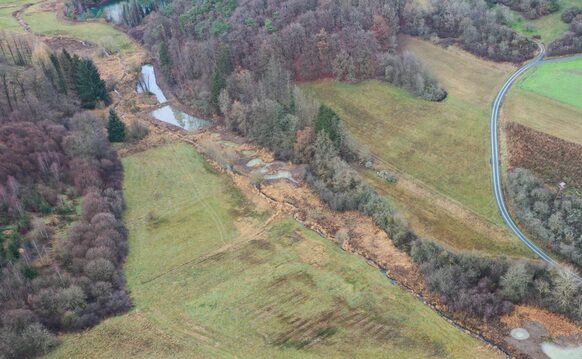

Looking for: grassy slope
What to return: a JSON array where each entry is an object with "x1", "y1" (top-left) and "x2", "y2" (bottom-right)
[
  {"x1": 22, "y1": 3, "x2": 134, "y2": 52},
  {"x1": 302, "y1": 38, "x2": 515, "y2": 216},
  {"x1": 301, "y1": 37, "x2": 535, "y2": 257},
  {"x1": 508, "y1": 0, "x2": 582, "y2": 43},
  {"x1": 302, "y1": 79, "x2": 501, "y2": 222},
  {"x1": 48, "y1": 143, "x2": 498, "y2": 359},
  {"x1": 0, "y1": 7, "x2": 22, "y2": 32},
  {"x1": 362, "y1": 170, "x2": 533, "y2": 257}
]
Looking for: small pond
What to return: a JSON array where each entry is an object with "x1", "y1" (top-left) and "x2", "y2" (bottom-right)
[
  {"x1": 541, "y1": 342, "x2": 582, "y2": 359},
  {"x1": 81, "y1": 0, "x2": 157, "y2": 24},
  {"x1": 151, "y1": 105, "x2": 210, "y2": 131},
  {"x1": 137, "y1": 64, "x2": 167, "y2": 104}
]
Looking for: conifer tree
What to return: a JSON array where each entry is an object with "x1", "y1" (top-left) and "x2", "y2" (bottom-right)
[
  {"x1": 159, "y1": 41, "x2": 173, "y2": 83},
  {"x1": 107, "y1": 109, "x2": 126, "y2": 142},
  {"x1": 74, "y1": 58, "x2": 110, "y2": 109}
]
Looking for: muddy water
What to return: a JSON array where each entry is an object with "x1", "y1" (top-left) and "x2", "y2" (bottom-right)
[
  {"x1": 137, "y1": 64, "x2": 167, "y2": 103},
  {"x1": 542, "y1": 343, "x2": 582, "y2": 359},
  {"x1": 151, "y1": 105, "x2": 210, "y2": 131}
]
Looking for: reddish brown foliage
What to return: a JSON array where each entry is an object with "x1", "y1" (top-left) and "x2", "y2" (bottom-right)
[{"x1": 506, "y1": 122, "x2": 582, "y2": 189}]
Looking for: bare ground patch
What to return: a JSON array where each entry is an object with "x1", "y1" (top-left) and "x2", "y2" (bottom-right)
[{"x1": 506, "y1": 122, "x2": 582, "y2": 189}]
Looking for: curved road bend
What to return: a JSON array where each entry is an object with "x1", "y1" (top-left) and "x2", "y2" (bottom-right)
[{"x1": 490, "y1": 44, "x2": 582, "y2": 279}]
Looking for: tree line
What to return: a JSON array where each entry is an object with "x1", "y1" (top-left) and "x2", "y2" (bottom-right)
[
  {"x1": 507, "y1": 168, "x2": 582, "y2": 268},
  {"x1": 0, "y1": 33, "x2": 129, "y2": 358},
  {"x1": 548, "y1": 10, "x2": 582, "y2": 56}
]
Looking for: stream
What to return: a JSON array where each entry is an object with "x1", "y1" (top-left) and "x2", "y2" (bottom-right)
[{"x1": 137, "y1": 64, "x2": 211, "y2": 131}]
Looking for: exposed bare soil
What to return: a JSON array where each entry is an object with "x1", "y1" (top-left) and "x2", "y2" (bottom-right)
[{"x1": 506, "y1": 121, "x2": 582, "y2": 190}]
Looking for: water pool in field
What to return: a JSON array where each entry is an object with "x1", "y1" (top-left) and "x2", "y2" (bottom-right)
[
  {"x1": 541, "y1": 342, "x2": 582, "y2": 359},
  {"x1": 151, "y1": 105, "x2": 210, "y2": 131},
  {"x1": 137, "y1": 64, "x2": 167, "y2": 103}
]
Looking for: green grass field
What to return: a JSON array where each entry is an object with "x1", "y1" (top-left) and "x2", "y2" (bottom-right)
[
  {"x1": 518, "y1": 58, "x2": 582, "y2": 108},
  {"x1": 22, "y1": 5, "x2": 134, "y2": 52},
  {"x1": 503, "y1": 58, "x2": 582, "y2": 145},
  {"x1": 47, "y1": 143, "x2": 499, "y2": 358},
  {"x1": 362, "y1": 170, "x2": 533, "y2": 258},
  {"x1": 302, "y1": 79, "x2": 502, "y2": 225},
  {"x1": 508, "y1": 0, "x2": 582, "y2": 43},
  {"x1": 301, "y1": 37, "x2": 530, "y2": 256},
  {"x1": 0, "y1": 6, "x2": 22, "y2": 32}
]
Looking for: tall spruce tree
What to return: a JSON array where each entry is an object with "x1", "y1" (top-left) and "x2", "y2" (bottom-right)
[
  {"x1": 107, "y1": 109, "x2": 126, "y2": 142},
  {"x1": 210, "y1": 46, "x2": 233, "y2": 112},
  {"x1": 74, "y1": 58, "x2": 110, "y2": 109},
  {"x1": 159, "y1": 41, "x2": 173, "y2": 83}
]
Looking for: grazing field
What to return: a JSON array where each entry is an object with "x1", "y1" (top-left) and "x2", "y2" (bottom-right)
[
  {"x1": 22, "y1": 4, "x2": 134, "y2": 52},
  {"x1": 48, "y1": 143, "x2": 499, "y2": 358},
  {"x1": 301, "y1": 80, "x2": 503, "y2": 223},
  {"x1": 362, "y1": 171, "x2": 534, "y2": 258},
  {"x1": 0, "y1": 7, "x2": 22, "y2": 32},
  {"x1": 517, "y1": 58, "x2": 582, "y2": 109},
  {"x1": 503, "y1": 88, "x2": 582, "y2": 145},
  {"x1": 302, "y1": 37, "x2": 524, "y2": 255},
  {"x1": 507, "y1": 0, "x2": 581, "y2": 43}
]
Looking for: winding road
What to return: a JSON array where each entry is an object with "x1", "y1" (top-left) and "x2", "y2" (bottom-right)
[{"x1": 490, "y1": 44, "x2": 581, "y2": 279}]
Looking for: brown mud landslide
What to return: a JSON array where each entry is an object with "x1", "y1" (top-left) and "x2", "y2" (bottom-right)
[{"x1": 506, "y1": 122, "x2": 582, "y2": 189}]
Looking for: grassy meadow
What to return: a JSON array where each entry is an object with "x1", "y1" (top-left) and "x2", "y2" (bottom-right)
[
  {"x1": 302, "y1": 36, "x2": 519, "y2": 232},
  {"x1": 503, "y1": 58, "x2": 582, "y2": 145},
  {"x1": 47, "y1": 143, "x2": 499, "y2": 358},
  {"x1": 22, "y1": 4, "x2": 134, "y2": 52},
  {"x1": 301, "y1": 37, "x2": 535, "y2": 256},
  {"x1": 518, "y1": 58, "x2": 582, "y2": 109}
]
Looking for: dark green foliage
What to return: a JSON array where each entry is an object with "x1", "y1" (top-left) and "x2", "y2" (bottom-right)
[
  {"x1": 21, "y1": 266, "x2": 38, "y2": 280},
  {"x1": 107, "y1": 109, "x2": 126, "y2": 143},
  {"x1": 210, "y1": 47, "x2": 233, "y2": 111},
  {"x1": 314, "y1": 105, "x2": 355, "y2": 160},
  {"x1": 507, "y1": 168, "x2": 582, "y2": 268},
  {"x1": 49, "y1": 54, "x2": 67, "y2": 95},
  {"x1": 562, "y1": 7, "x2": 582, "y2": 23},
  {"x1": 315, "y1": 105, "x2": 340, "y2": 145},
  {"x1": 159, "y1": 41, "x2": 173, "y2": 83},
  {"x1": 73, "y1": 58, "x2": 110, "y2": 109}
]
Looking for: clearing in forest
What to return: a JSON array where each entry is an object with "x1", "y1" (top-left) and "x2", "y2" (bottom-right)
[
  {"x1": 506, "y1": 0, "x2": 582, "y2": 43},
  {"x1": 48, "y1": 143, "x2": 499, "y2": 359}
]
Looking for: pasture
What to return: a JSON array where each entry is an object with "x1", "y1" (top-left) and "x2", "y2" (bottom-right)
[
  {"x1": 518, "y1": 58, "x2": 582, "y2": 109},
  {"x1": 301, "y1": 37, "x2": 529, "y2": 255},
  {"x1": 47, "y1": 143, "x2": 499, "y2": 358},
  {"x1": 22, "y1": 3, "x2": 134, "y2": 52}
]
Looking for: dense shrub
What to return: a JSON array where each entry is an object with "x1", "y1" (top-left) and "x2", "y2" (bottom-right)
[
  {"x1": 0, "y1": 33, "x2": 129, "y2": 358},
  {"x1": 489, "y1": 0, "x2": 559, "y2": 19},
  {"x1": 378, "y1": 52, "x2": 447, "y2": 101},
  {"x1": 507, "y1": 168, "x2": 582, "y2": 268},
  {"x1": 548, "y1": 15, "x2": 582, "y2": 56},
  {"x1": 562, "y1": 7, "x2": 582, "y2": 23}
]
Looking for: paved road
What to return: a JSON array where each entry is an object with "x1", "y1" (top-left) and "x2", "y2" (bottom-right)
[{"x1": 490, "y1": 44, "x2": 581, "y2": 277}]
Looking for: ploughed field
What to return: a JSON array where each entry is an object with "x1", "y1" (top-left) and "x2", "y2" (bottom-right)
[{"x1": 48, "y1": 143, "x2": 498, "y2": 358}]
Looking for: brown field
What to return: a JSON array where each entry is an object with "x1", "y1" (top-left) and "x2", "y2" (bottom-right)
[{"x1": 505, "y1": 122, "x2": 582, "y2": 190}]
